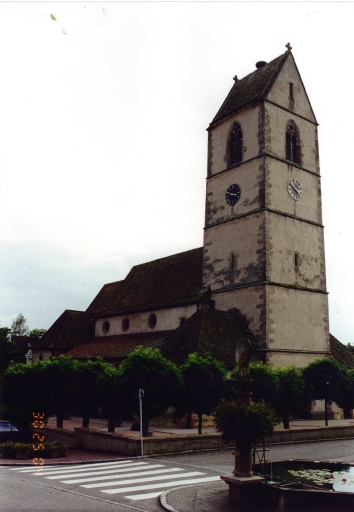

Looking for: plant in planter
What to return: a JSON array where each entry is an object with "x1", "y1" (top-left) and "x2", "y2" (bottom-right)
[
  {"x1": 0, "y1": 440, "x2": 67, "y2": 459},
  {"x1": 213, "y1": 400, "x2": 277, "y2": 477},
  {"x1": 214, "y1": 400, "x2": 277, "y2": 446}
]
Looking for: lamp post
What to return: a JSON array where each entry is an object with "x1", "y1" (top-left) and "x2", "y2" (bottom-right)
[{"x1": 139, "y1": 389, "x2": 144, "y2": 457}]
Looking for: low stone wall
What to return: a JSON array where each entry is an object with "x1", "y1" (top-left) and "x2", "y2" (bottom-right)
[
  {"x1": 40, "y1": 424, "x2": 354, "y2": 456},
  {"x1": 73, "y1": 427, "x2": 230, "y2": 456},
  {"x1": 266, "y1": 424, "x2": 354, "y2": 444},
  {"x1": 40, "y1": 426, "x2": 75, "y2": 448}
]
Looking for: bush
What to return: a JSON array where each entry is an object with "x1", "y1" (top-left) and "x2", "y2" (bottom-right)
[
  {"x1": 213, "y1": 400, "x2": 277, "y2": 446},
  {"x1": 0, "y1": 440, "x2": 67, "y2": 459}
]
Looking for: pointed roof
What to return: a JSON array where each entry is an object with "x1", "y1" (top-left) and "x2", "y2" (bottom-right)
[
  {"x1": 211, "y1": 51, "x2": 291, "y2": 126},
  {"x1": 330, "y1": 334, "x2": 354, "y2": 369},
  {"x1": 35, "y1": 310, "x2": 93, "y2": 353},
  {"x1": 160, "y1": 309, "x2": 259, "y2": 370},
  {"x1": 86, "y1": 247, "x2": 204, "y2": 317},
  {"x1": 64, "y1": 331, "x2": 174, "y2": 363}
]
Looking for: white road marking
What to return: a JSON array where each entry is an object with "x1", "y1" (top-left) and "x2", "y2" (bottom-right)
[
  {"x1": 11, "y1": 460, "x2": 135, "y2": 474},
  {"x1": 126, "y1": 491, "x2": 163, "y2": 500},
  {"x1": 45, "y1": 462, "x2": 148, "y2": 479},
  {"x1": 82, "y1": 470, "x2": 203, "y2": 489},
  {"x1": 102, "y1": 475, "x2": 221, "y2": 494},
  {"x1": 8, "y1": 459, "x2": 221, "y2": 502},
  {"x1": 61, "y1": 464, "x2": 167, "y2": 484}
]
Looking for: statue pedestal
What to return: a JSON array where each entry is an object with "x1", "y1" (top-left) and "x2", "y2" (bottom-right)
[{"x1": 221, "y1": 474, "x2": 265, "y2": 511}]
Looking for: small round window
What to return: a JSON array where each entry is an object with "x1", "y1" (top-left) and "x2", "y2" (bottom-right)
[
  {"x1": 148, "y1": 313, "x2": 157, "y2": 329},
  {"x1": 122, "y1": 317, "x2": 130, "y2": 332},
  {"x1": 102, "y1": 321, "x2": 110, "y2": 333}
]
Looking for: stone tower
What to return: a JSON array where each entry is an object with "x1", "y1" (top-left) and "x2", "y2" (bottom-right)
[{"x1": 203, "y1": 47, "x2": 330, "y2": 367}]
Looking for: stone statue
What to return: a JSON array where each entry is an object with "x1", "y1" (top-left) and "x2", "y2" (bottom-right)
[{"x1": 235, "y1": 339, "x2": 253, "y2": 378}]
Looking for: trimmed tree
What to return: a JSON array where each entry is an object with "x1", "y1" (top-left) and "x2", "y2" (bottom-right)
[
  {"x1": 273, "y1": 365, "x2": 305, "y2": 429},
  {"x1": 39, "y1": 356, "x2": 80, "y2": 428},
  {"x1": 302, "y1": 358, "x2": 347, "y2": 425},
  {"x1": 332, "y1": 368, "x2": 354, "y2": 419},
  {"x1": 120, "y1": 346, "x2": 183, "y2": 437},
  {"x1": 179, "y1": 353, "x2": 227, "y2": 434},
  {"x1": 75, "y1": 358, "x2": 113, "y2": 428},
  {"x1": 97, "y1": 364, "x2": 129, "y2": 433},
  {"x1": 248, "y1": 362, "x2": 279, "y2": 411},
  {"x1": 1, "y1": 362, "x2": 44, "y2": 429}
]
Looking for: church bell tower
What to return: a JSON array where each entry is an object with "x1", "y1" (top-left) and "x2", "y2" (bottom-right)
[{"x1": 203, "y1": 46, "x2": 330, "y2": 367}]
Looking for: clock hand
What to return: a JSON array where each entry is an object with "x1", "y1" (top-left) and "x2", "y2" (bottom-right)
[{"x1": 291, "y1": 182, "x2": 299, "y2": 194}]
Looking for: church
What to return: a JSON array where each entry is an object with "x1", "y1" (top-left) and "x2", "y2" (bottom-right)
[{"x1": 34, "y1": 46, "x2": 350, "y2": 371}]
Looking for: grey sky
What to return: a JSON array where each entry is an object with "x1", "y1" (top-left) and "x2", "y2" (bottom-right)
[{"x1": 1, "y1": 2, "x2": 354, "y2": 344}]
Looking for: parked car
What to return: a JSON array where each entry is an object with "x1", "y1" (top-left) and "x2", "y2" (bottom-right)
[{"x1": 0, "y1": 420, "x2": 31, "y2": 443}]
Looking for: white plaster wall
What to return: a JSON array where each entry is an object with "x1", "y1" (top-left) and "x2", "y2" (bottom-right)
[
  {"x1": 32, "y1": 350, "x2": 52, "y2": 362},
  {"x1": 209, "y1": 104, "x2": 260, "y2": 176},
  {"x1": 95, "y1": 304, "x2": 198, "y2": 337},
  {"x1": 265, "y1": 102, "x2": 318, "y2": 172},
  {"x1": 265, "y1": 159, "x2": 322, "y2": 224},
  {"x1": 266, "y1": 285, "x2": 330, "y2": 366},
  {"x1": 205, "y1": 160, "x2": 262, "y2": 227},
  {"x1": 266, "y1": 55, "x2": 317, "y2": 123},
  {"x1": 267, "y1": 213, "x2": 326, "y2": 290},
  {"x1": 203, "y1": 212, "x2": 265, "y2": 290}
]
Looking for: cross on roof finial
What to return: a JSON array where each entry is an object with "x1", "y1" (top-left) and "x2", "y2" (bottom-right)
[
  {"x1": 233, "y1": 75, "x2": 238, "y2": 81},
  {"x1": 285, "y1": 42, "x2": 292, "y2": 51}
]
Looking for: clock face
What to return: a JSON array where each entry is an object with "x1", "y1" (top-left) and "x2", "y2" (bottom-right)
[
  {"x1": 287, "y1": 178, "x2": 302, "y2": 200},
  {"x1": 225, "y1": 184, "x2": 241, "y2": 206}
]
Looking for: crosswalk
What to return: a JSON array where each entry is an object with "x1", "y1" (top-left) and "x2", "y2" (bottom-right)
[{"x1": 9, "y1": 459, "x2": 220, "y2": 501}]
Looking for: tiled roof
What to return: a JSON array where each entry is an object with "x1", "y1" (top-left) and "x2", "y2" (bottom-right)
[
  {"x1": 330, "y1": 334, "x2": 354, "y2": 369},
  {"x1": 35, "y1": 310, "x2": 93, "y2": 352},
  {"x1": 211, "y1": 51, "x2": 290, "y2": 126},
  {"x1": 86, "y1": 248, "x2": 204, "y2": 317},
  {"x1": 160, "y1": 309, "x2": 258, "y2": 370},
  {"x1": 11, "y1": 335, "x2": 40, "y2": 351},
  {"x1": 64, "y1": 331, "x2": 174, "y2": 362}
]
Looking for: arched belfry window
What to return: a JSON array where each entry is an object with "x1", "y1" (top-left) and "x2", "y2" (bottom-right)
[
  {"x1": 229, "y1": 122, "x2": 243, "y2": 166},
  {"x1": 286, "y1": 121, "x2": 300, "y2": 164}
]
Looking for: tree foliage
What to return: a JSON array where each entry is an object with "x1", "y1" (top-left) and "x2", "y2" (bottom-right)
[
  {"x1": 213, "y1": 400, "x2": 277, "y2": 446},
  {"x1": 39, "y1": 356, "x2": 80, "y2": 427},
  {"x1": 75, "y1": 358, "x2": 115, "y2": 428},
  {"x1": 273, "y1": 365, "x2": 305, "y2": 429},
  {"x1": 120, "y1": 346, "x2": 183, "y2": 436},
  {"x1": 0, "y1": 328, "x2": 23, "y2": 376},
  {"x1": 29, "y1": 328, "x2": 47, "y2": 337},
  {"x1": 11, "y1": 314, "x2": 28, "y2": 336},
  {"x1": 302, "y1": 358, "x2": 347, "y2": 402},
  {"x1": 178, "y1": 353, "x2": 227, "y2": 434}
]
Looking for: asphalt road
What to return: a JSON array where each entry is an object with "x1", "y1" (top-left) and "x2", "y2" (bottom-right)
[{"x1": 2, "y1": 438, "x2": 354, "y2": 511}]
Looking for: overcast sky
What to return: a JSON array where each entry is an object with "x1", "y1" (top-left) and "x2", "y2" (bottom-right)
[{"x1": 1, "y1": 1, "x2": 354, "y2": 345}]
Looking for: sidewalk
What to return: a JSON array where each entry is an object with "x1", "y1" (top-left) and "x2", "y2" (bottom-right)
[{"x1": 1, "y1": 417, "x2": 354, "y2": 466}]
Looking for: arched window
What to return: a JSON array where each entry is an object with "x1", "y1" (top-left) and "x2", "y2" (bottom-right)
[
  {"x1": 286, "y1": 121, "x2": 300, "y2": 164},
  {"x1": 229, "y1": 122, "x2": 243, "y2": 166}
]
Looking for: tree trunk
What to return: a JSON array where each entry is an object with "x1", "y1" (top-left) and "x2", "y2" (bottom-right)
[
  {"x1": 56, "y1": 412, "x2": 64, "y2": 429},
  {"x1": 107, "y1": 411, "x2": 116, "y2": 433},
  {"x1": 82, "y1": 412, "x2": 90, "y2": 428},
  {"x1": 325, "y1": 398, "x2": 328, "y2": 427},
  {"x1": 282, "y1": 411, "x2": 290, "y2": 429},
  {"x1": 198, "y1": 412, "x2": 202, "y2": 435}
]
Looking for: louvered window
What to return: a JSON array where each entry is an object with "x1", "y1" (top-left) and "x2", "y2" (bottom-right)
[
  {"x1": 229, "y1": 123, "x2": 243, "y2": 166},
  {"x1": 286, "y1": 122, "x2": 299, "y2": 164}
]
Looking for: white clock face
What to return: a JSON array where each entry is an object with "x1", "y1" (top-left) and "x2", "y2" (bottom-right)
[{"x1": 287, "y1": 179, "x2": 302, "y2": 200}]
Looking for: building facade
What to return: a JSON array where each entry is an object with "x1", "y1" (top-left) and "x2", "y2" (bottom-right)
[{"x1": 34, "y1": 47, "x2": 332, "y2": 369}]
